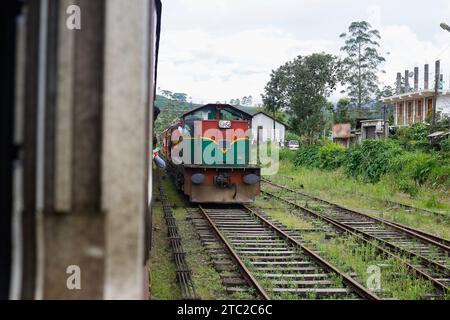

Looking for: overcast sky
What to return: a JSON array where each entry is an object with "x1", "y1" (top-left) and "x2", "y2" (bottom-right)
[{"x1": 157, "y1": 0, "x2": 450, "y2": 105}]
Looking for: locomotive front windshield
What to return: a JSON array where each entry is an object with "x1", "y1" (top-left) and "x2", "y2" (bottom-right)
[
  {"x1": 183, "y1": 105, "x2": 251, "y2": 122},
  {"x1": 219, "y1": 107, "x2": 250, "y2": 121},
  {"x1": 184, "y1": 106, "x2": 216, "y2": 121}
]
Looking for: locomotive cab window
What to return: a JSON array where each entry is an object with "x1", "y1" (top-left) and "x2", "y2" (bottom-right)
[
  {"x1": 220, "y1": 107, "x2": 243, "y2": 120},
  {"x1": 219, "y1": 106, "x2": 251, "y2": 121},
  {"x1": 184, "y1": 106, "x2": 216, "y2": 121}
]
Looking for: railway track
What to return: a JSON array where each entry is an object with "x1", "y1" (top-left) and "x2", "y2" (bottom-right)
[
  {"x1": 261, "y1": 178, "x2": 450, "y2": 296},
  {"x1": 272, "y1": 175, "x2": 448, "y2": 219},
  {"x1": 190, "y1": 204, "x2": 379, "y2": 300},
  {"x1": 157, "y1": 172, "x2": 198, "y2": 299},
  {"x1": 187, "y1": 206, "x2": 256, "y2": 298}
]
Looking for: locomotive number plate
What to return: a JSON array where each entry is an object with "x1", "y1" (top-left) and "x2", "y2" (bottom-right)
[{"x1": 219, "y1": 120, "x2": 232, "y2": 129}]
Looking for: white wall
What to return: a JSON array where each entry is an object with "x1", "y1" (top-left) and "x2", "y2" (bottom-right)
[
  {"x1": 437, "y1": 94, "x2": 450, "y2": 118},
  {"x1": 251, "y1": 113, "x2": 285, "y2": 144}
]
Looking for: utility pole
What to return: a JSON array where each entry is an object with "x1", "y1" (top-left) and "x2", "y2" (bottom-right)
[
  {"x1": 432, "y1": 60, "x2": 440, "y2": 127},
  {"x1": 383, "y1": 104, "x2": 387, "y2": 138},
  {"x1": 273, "y1": 109, "x2": 276, "y2": 143}
]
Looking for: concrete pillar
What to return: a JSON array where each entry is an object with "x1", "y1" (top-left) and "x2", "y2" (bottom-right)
[
  {"x1": 432, "y1": 60, "x2": 440, "y2": 125},
  {"x1": 423, "y1": 98, "x2": 426, "y2": 121},
  {"x1": 394, "y1": 103, "x2": 398, "y2": 126},
  {"x1": 424, "y1": 64, "x2": 429, "y2": 89},
  {"x1": 414, "y1": 67, "x2": 419, "y2": 91},
  {"x1": 396, "y1": 73, "x2": 402, "y2": 94},
  {"x1": 405, "y1": 70, "x2": 410, "y2": 92},
  {"x1": 403, "y1": 103, "x2": 407, "y2": 125}
]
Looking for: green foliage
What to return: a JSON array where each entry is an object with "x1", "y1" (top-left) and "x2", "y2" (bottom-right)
[
  {"x1": 441, "y1": 139, "x2": 450, "y2": 153},
  {"x1": 344, "y1": 139, "x2": 404, "y2": 183},
  {"x1": 388, "y1": 152, "x2": 444, "y2": 195},
  {"x1": 294, "y1": 144, "x2": 320, "y2": 167},
  {"x1": 340, "y1": 21, "x2": 386, "y2": 109},
  {"x1": 285, "y1": 131, "x2": 301, "y2": 143},
  {"x1": 262, "y1": 53, "x2": 341, "y2": 143},
  {"x1": 393, "y1": 122, "x2": 431, "y2": 151},
  {"x1": 279, "y1": 148, "x2": 297, "y2": 162},
  {"x1": 317, "y1": 143, "x2": 346, "y2": 170},
  {"x1": 254, "y1": 106, "x2": 287, "y2": 124},
  {"x1": 333, "y1": 98, "x2": 352, "y2": 124},
  {"x1": 292, "y1": 138, "x2": 449, "y2": 196},
  {"x1": 293, "y1": 142, "x2": 345, "y2": 170},
  {"x1": 154, "y1": 95, "x2": 201, "y2": 136}
]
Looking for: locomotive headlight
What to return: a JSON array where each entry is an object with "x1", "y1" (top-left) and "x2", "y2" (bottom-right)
[
  {"x1": 191, "y1": 173, "x2": 205, "y2": 185},
  {"x1": 243, "y1": 174, "x2": 260, "y2": 185},
  {"x1": 219, "y1": 120, "x2": 231, "y2": 129}
]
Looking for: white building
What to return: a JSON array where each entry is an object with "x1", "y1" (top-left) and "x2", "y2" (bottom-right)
[
  {"x1": 382, "y1": 63, "x2": 450, "y2": 127},
  {"x1": 383, "y1": 89, "x2": 450, "y2": 127},
  {"x1": 251, "y1": 112, "x2": 287, "y2": 145}
]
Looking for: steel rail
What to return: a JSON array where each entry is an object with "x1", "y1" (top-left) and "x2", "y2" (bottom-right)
[
  {"x1": 264, "y1": 177, "x2": 448, "y2": 219},
  {"x1": 197, "y1": 205, "x2": 271, "y2": 300},
  {"x1": 242, "y1": 205, "x2": 380, "y2": 300},
  {"x1": 158, "y1": 172, "x2": 198, "y2": 299},
  {"x1": 377, "y1": 217, "x2": 450, "y2": 247},
  {"x1": 262, "y1": 179, "x2": 450, "y2": 251},
  {"x1": 382, "y1": 199, "x2": 448, "y2": 220},
  {"x1": 261, "y1": 190, "x2": 449, "y2": 295}
]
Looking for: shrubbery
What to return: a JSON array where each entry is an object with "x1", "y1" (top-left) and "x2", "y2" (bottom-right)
[
  {"x1": 392, "y1": 123, "x2": 431, "y2": 151},
  {"x1": 294, "y1": 145, "x2": 320, "y2": 168},
  {"x1": 345, "y1": 139, "x2": 404, "y2": 183},
  {"x1": 316, "y1": 143, "x2": 346, "y2": 170},
  {"x1": 279, "y1": 148, "x2": 297, "y2": 162},
  {"x1": 289, "y1": 138, "x2": 449, "y2": 196}
]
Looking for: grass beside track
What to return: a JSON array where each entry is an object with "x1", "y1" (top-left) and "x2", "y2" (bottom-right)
[
  {"x1": 149, "y1": 204, "x2": 183, "y2": 299},
  {"x1": 254, "y1": 195, "x2": 441, "y2": 300},
  {"x1": 150, "y1": 170, "x2": 236, "y2": 300},
  {"x1": 266, "y1": 160, "x2": 450, "y2": 240}
]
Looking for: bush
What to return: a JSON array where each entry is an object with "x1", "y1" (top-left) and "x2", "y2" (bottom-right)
[
  {"x1": 279, "y1": 148, "x2": 297, "y2": 162},
  {"x1": 290, "y1": 137, "x2": 449, "y2": 195},
  {"x1": 393, "y1": 123, "x2": 431, "y2": 151},
  {"x1": 294, "y1": 145, "x2": 320, "y2": 168},
  {"x1": 439, "y1": 138, "x2": 450, "y2": 153},
  {"x1": 316, "y1": 143, "x2": 346, "y2": 170},
  {"x1": 390, "y1": 152, "x2": 437, "y2": 186},
  {"x1": 387, "y1": 151, "x2": 449, "y2": 195},
  {"x1": 344, "y1": 139, "x2": 404, "y2": 183}
]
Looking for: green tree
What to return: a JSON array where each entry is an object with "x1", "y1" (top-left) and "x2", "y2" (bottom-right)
[
  {"x1": 254, "y1": 105, "x2": 287, "y2": 124},
  {"x1": 340, "y1": 21, "x2": 385, "y2": 112},
  {"x1": 334, "y1": 98, "x2": 351, "y2": 124},
  {"x1": 374, "y1": 85, "x2": 394, "y2": 120},
  {"x1": 160, "y1": 90, "x2": 173, "y2": 99},
  {"x1": 172, "y1": 92, "x2": 188, "y2": 103},
  {"x1": 262, "y1": 53, "x2": 341, "y2": 144}
]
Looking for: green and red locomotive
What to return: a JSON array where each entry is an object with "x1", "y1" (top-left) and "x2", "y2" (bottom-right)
[{"x1": 160, "y1": 104, "x2": 260, "y2": 203}]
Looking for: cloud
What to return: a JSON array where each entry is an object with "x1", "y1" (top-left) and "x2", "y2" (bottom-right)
[
  {"x1": 378, "y1": 25, "x2": 450, "y2": 88},
  {"x1": 158, "y1": 28, "x2": 336, "y2": 103},
  {"x1": 158, "y1": 1, "x2": 450, "y2": 104}
]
